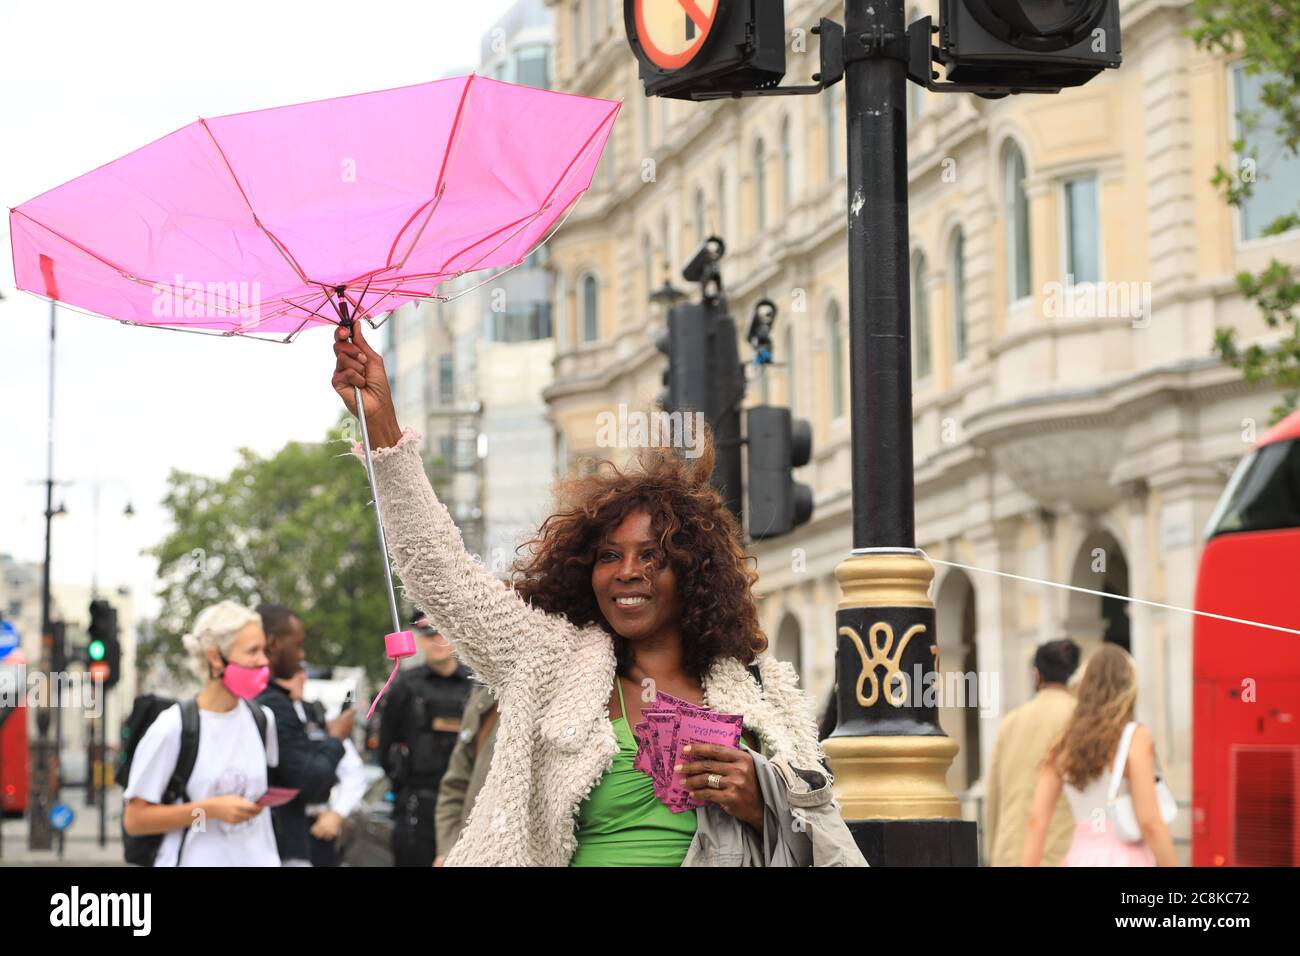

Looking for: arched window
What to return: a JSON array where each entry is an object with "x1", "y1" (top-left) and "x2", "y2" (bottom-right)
[
  {"x1": 580, "y1": 272, "x2": 599, "y2": 342},
  {"x1": 1063, "y1": 175, "x2": 1100, "y2": 283},
  {"x1": 694, "y1": 187, "x2": 707, "y2": 242},
  {"x1": 1003, "y1": 141, "x2": 1032, "y2": 301},
  {"x1": 907, "y1": 8, "x2": 925, "y2": 122},
  {"x1": 950, "y1": 229, "x2": 968, "y2": 363},
  {"x1": 780, "y1": 114, "x2": 794, "y2": 213},
  {"x1": 824, "y1": 87, "x2": 840, "y2": 180},
  {"x1": 912, "y1": 252, "x2": 931, "y2": 380},
  {"x1": 754, "y1": 137, "x2": 767, "y2": 231},
  {"x1": 827, "y1": 300, "x2": 846, "y2": 420}
]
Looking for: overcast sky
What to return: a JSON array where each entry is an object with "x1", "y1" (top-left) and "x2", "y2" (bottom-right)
[{"x1": 0, "y1": 0, "x2": 518, "y2": 622}]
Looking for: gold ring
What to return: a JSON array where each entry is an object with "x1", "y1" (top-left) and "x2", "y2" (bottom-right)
[{"x1": 707, "y1": 773, "x2": 723, "y2": 789}]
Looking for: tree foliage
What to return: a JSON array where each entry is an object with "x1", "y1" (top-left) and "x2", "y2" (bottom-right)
[
  {"x1": 141, "y1": 414, "x2": 434, "y2": 684},
  {"x1": 1191, "y1": 0, "x2": 1300, "y2": 422}
]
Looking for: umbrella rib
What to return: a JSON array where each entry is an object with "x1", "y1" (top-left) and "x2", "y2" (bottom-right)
[
  {"x1": 385, "y1": 74, "x2": 475, "y2": 269},
  {"x1": 14, "y1": 209, "x2": 274, "y2": 326},
  {"x1": 11, "y1": 209, "x2": 145, "y2": 286},
  {"x1": 432, "y1": 100, "x2": 620, "y2": 277},
  {"x1": 535, "y1": 102, "x2": 621, "y2": 217},
  {"x1": 198, "y1": 118, "x2": 312, "y2": 286},
  {"x1": 388, "y1": 187, "x2": 446, "y2": 272},
  {"x1": 441, "y1": 191, "x2": 586, "y2": 306}
]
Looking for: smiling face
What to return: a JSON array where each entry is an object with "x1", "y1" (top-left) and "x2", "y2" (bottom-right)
[{"x1": 591, "y1": 508, "x2": 682, "y2": 642}]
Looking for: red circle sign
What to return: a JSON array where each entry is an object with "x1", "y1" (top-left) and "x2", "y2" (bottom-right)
[{"x1": 633, "y1": 0, "x2": 721, "y2": 71}]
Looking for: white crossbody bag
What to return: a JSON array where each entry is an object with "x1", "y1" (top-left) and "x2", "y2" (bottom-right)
[{"x1": 1106, "y1": 721, "x2": 1177, "y2": 843}]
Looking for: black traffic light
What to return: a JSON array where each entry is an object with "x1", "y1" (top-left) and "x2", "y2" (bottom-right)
[
  {"x1": 87, "y1": 599, "x2": 120, "y2": 689},
  {"x1": 746, "y1": 405, "x2": 813, "y2": 540},
  {"x1": 625, "y1": 0, "x2": 786, "y2": 100},
  {"x1": 655, "y1": 302, "x2": 710, "y2": 416},
  {"x1": 935, "y1": 0, "x2": 1121, "y2": 93},
  {"x1": 654, "y1": 238, "x2": 745, "y2": 524}
]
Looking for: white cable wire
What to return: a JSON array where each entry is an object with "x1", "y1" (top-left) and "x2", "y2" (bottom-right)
[{"x1": 919, "y1": 550, "x2": 1300, "y2": 637}]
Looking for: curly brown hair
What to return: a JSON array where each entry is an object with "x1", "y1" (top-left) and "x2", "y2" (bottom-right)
[
  {"x1": 509, "y1": 421, "x2": 767, "y2": 682},
  {"x1": 1046, "y1": 643, "x2": 1138, "y2": 788}
]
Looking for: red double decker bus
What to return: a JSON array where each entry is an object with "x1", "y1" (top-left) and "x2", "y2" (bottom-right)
[
  {"x1": 1193, "y1": 410, "x2": 1300, "y2": 866},
  {"x1": 0, "y1": 653, "x2": 29, "y2": 817}
]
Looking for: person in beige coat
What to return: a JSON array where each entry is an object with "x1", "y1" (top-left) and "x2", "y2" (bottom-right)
[
  {"x1": 331, "y1": 324, "x2": 860, "y2": 867},
  {"x1": 434, "y1": 684, "x2": 498, "y2": 864},
  {"x1": 985, "y1": 639, "x2": 1080, "y2": 866}
]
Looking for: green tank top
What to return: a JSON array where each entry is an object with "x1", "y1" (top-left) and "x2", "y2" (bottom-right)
[{"x1": 569, "y1": 677, "x2": 698, "y2": 867}]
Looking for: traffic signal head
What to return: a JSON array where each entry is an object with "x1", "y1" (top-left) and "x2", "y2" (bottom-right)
[
  {"x1": 655, "y1": 302, "x2": 711, "y2": 415},
  {"x1": 87, "y1": 599, "x2": 120, "y2": 689},
  {"x1": 625, "y1": 0, "x2": 786, "y2": 101},
  {"x1": 937, "y1": 0, "x2": 1121, "y2": 92},
  {"x1": 746, "y1": 405, "x2": 814, "y2": 540}
]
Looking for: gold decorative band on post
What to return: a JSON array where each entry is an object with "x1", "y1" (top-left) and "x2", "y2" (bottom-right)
[
  {"x1": 822, "y1": 735, "x2": 962, "y2": 820},
  {"x1": 835, "y1": 552, "x2": 935, "y2": 609},
  {"x1": 840, "y1": 622, "x2": 928, "y2": 707}
]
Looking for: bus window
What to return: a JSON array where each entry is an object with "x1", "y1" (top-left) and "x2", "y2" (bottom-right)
[{"x1": 1206, "y1": 440, "x2": 1300, "y2": 537}]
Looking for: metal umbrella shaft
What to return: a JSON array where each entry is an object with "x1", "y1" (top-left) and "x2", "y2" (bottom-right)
[{"x1": 337, "y1": 290, "x2": 402, "y2": 636}]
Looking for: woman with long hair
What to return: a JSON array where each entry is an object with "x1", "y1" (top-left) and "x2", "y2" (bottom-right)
[
  {"x1": 1021, "y1": 643, "x2": 1178, "y2": 866},
  {"x1": 331, "y1": 324, "x2": 844, "y2": 866}
]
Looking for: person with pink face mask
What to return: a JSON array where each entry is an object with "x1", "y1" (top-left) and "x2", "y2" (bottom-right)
[{"x1": 123, "y1": 600, "x2": 281, "y2": 866}]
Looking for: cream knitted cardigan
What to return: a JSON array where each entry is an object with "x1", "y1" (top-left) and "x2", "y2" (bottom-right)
[{"x1": 354, "y1": 427, "x2": 828, "y2": 866}]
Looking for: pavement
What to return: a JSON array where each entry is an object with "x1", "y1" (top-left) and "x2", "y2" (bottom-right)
[{"x1": 0, "y1": 787, "x2": 126, "y2": 866}]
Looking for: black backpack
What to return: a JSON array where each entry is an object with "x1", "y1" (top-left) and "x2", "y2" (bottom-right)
[{"x1": 119, "y1": 696, "x2": 268, "y2": 867}]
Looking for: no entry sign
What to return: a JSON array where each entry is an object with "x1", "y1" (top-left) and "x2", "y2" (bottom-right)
[{"x1": 629, "y1": 0, "x2": 721, "y2": 71}]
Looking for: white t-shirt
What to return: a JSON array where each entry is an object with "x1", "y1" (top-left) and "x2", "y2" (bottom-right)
[{"x1": 124, "y1": 701, "x2": 281, "y2": 867}]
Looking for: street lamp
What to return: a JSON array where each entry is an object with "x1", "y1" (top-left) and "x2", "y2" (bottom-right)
[{"x1": 649, "y1": 275, "x2": 687, "y2": 310}]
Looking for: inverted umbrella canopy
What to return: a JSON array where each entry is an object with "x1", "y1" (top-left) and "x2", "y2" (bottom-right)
[
  {"x1": 9, "y1": 74, "x2": 620, "y2": 338},
  {"x1": 9, "y1": 75, "x2": 619, "y2": 716}
]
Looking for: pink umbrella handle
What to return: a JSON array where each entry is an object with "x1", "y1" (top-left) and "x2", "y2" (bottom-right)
[{"x1": 365, "y1": 630, "x2": 418, "y2": 718}]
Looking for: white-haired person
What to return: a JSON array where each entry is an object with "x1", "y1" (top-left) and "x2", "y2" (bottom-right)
[{"x1": 123, "y1": 600, "x2": 281, "y2": 866}]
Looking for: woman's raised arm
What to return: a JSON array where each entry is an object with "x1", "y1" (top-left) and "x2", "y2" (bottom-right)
[{"x1": 332, "y1": 323, "x2": 577, "y2": 690}]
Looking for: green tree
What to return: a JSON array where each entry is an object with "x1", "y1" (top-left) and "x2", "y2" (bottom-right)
[
  {"x1": 142, "y1": 414, "x2": 439, "y2": 684},
  {"x1": 1191, "y1": 0, "x2": 1300, "y2": 423}
]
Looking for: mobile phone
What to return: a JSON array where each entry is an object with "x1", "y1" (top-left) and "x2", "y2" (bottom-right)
[{"x1": 338, "y1": 691, "x2": 354, "y2": 713}]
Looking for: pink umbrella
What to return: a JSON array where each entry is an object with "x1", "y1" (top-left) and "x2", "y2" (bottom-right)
[{"x1": 10, "y1": 74, "x2": 620, "y2": 713}]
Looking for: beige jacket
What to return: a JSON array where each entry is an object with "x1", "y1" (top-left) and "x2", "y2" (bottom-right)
[
  {"x1": 355, "y1": 429, "x2": 827, "y2": 866},
  {"x1": 985, "y1": 686, "x2": 1076, "y2": 867},
  {"x1": 435, "y1": 684, "x2": 497, "y2": 855}
]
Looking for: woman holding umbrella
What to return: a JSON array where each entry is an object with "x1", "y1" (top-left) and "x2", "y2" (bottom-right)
[{"x1": 331, "y1": 324, "x2": 832, "y2": 867}]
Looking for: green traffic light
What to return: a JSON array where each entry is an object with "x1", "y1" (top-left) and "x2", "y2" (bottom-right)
[{"x1": 88, "y1": 639, "x2": 105, "y2": 661}]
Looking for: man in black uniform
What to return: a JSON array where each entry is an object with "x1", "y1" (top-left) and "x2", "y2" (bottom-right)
[{"x1": 379, "y1": 609, "x2": 474, "y2": 867}]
